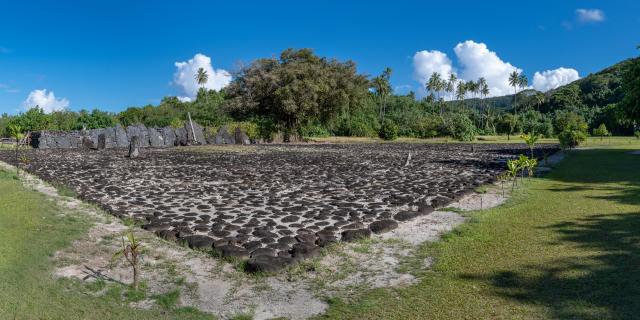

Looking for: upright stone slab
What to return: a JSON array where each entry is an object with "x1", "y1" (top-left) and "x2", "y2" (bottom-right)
[
  {"x1": 175, "y1": 127, "x2": 188, "y2": 146},
  {"x1": 128, "y1": 136, "x2": 140, "y2": 158},
  {"x1": 234, "y1": 127, "x2": 251, "y2": 145},
  {"x1": 161, "y1": 127, "x2": 176, "y2": 147},
  {"x1": 103, "y1": 127, "x2": 116, "y2": 148},
  {"x1": 81, "y1": 136, "x2": 95, "y2": 150},
  {"x1": 215, "y1": 125, "x2": 235, "y2": 144},
  {"x1": 31, "y1": 131, "x2": 49, "y2": 149},
  {"x1": 148, "y1": 127, "x2": 165, "y2": 147},
  {"x1": 185, "y1": 121, "x2": 206, "y2": 145},
  {"x1": 114, "y1": 124, "x2": 129, "y2": 148},
  {"x1": 126, "y1": 124, "x2": 150, "y2": 147},
  {"x1": 53, "y1": 134, "x2": 72, "y2": 148},
  {"x1": 97, "y1": 133, "x2": 106, "y2": 150}
]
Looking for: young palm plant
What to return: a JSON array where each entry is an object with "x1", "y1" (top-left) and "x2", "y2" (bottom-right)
[
  {"x1": 112, "y1": 232, "x2": 143, "y2": 289},
  {"x1": 7, "y1": 124, "x2": 24, "y2": 175},
  {"x1": 520, "y1": 132, "x2": 540, "y2": 158}
]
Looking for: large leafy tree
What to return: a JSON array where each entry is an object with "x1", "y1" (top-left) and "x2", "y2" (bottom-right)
[{"x1": 224, "y1": 48, "x2": 370, "y2": 140}]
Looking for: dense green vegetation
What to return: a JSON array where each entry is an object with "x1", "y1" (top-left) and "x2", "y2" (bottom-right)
[
  {"x1": 2, "y1": 48, "x2": 639, "y2": 143},
  {"x1": 319, "y1": 138, "x2": 640, "y2": 319}
]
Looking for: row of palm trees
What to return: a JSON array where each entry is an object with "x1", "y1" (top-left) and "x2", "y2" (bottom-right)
[
  {"x1": 425, "y1": 72, "x2": 491, "y2": 115},
  {"x1": 426, "y1": 70, "x2": 531, "y2": 116}
]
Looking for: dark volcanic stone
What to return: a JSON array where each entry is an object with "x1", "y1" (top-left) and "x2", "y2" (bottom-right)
[
  {"x1": 251, "y1": 247, "x2": 277, "y2": 257},
  {"x1": 369, "y1": 219, "x2": 398, "y2": 234},
  {"x1": 182, "y1": 235, "x2": 214, "y2": 250},
  {"x1": 216, "y1": 244, "x2": 250, "y2": 259},
  {"x1": 291, "y1": 243, "x2": 321, "y2": 260},
  {"x1": 246, "y1": 255, "x2": 292, "y2": 273},
  {"x1": 341, "y1": 228, "x2": 372, "y2": 242},
  {"x1": 394, "y1": 211, "x2": 419, "y2": 222}
]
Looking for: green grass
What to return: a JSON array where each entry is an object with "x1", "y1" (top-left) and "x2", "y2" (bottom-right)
[
  {"x1": 319, "y1": 140, "x2": 640, "y2": 319},
  {"x1": 0, "y1": 169, "x2": 215, "y2": 320}
]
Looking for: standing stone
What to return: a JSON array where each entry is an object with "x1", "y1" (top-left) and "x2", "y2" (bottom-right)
[
  {"x1": 147, "y1": 127, "x2": 165, "y2": 147},
  {"x1": 103, "y1": 127, "x2": 116, "y2": 148},
  {"x1": 215, "y1": 125, "x2": 235, "y2": 144},
  {"x1": 185, "y1": 121, "x2": 206, "y2": 145},
  {"x1": 234, "y1": 127, "x2": 251, "y2": 145},
  {"x1": 128, "y1": 136, "x2": 140, "y2": 158},
  {"x1": 175, "y1": 127, "x2": 188, "y2": 146},
  {"x1": 97, "y1": 133, "x2": 106, "y2": 150},
  {"x1": 162, "y1": 127, "x2": 176, "y2": 147},
  {"x1": 126, "y1": 124, "x2": 150, "y2": 147},
  {"x1": 81, "y1": 136, "x2": 95, "y2": 150},
  {"x1": 114, "y1": 124, "x2": 129, "y2": 148}
]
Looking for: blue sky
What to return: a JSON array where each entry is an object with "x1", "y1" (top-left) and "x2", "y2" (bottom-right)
[{"x1": 1, "y1": 0, "x2": 638, "y2": 114}]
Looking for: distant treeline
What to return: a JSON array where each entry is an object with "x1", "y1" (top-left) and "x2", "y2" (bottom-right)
[{"x1": 2, "y1": 48, "x2": 639, "y2": 143}]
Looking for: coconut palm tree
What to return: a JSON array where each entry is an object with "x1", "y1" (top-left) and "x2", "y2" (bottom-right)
[
  {"x1": 518, "y1": 73, "x2": 528, "y2": 95},
  {"x1": 427, "y1": 72, "x2": 444, "y2": 114},
  {"x1": 508, "y1": 70, "x2": 520, "y2": 115},
  {"x1": 373, "y1": 68, "x2": 393, "y2": 121},
  {"x1": 195, "y1": 67, "x2": 209, "y2": 104},
  {"x1": 456, "y1": 80, "x2": 467, "y2": 110},
  {"x1": 447, "y1": 73, "x2": 457, "y2": 102}
]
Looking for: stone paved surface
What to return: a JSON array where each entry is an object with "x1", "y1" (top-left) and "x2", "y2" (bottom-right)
[{"x1": 0, "y1": 143, "x2": 558, "y2": 271}]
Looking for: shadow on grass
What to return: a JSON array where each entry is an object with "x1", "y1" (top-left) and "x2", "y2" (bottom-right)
[
  {"x1": 477, "y1": 213, "x2": 640, "y2": 319},
  {"x1": 461, "y1": 148, "x2": 640, "y2": 319}
]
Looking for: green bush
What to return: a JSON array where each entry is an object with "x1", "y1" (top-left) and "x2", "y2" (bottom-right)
[
  {"x1": 378, "y1": 119, "x2": 399, "y2": 140},
  {"x1": 446, "y1": 113, "x2": 476, "y2": 141},
  {"x1": 592, "y1": 123, "x2": 609, "y2": 139},
  {"x1": 635, "y1": 131, "x2": 640, "y2": 140},
  {"x1": 299, "y1": 123, "x2": 331, "y2": 138},
  {"x1": 227, "y1": 121, "x2": 259, "y2": 141},
  {"x1": 558, "y1": 130, "x2": 587, "y2": 149}
]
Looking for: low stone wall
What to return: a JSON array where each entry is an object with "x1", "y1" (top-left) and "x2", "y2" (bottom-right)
[{"x1": 31, "y1": 122, "x2": 251, "y2": 149}]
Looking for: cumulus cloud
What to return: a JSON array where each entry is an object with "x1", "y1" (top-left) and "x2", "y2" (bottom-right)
[
  {"x1": 22, "y1": 89, "x2": 69, "y2": 113},
  {"x1": 173, "y1": 53, "x2": 231, "y2": 100},
  {"x1": 576, "y1": 9, "x2": 605, "y2": 23},
  {"x1": 533, "y1": 67, "x2": 580, "y2": 92},
  {"x1": 454, "y1": 40, "x2": 523, "y2": 97},
  {"x1": 413, "y1": 50, "x2": 456, "y2": 86}
]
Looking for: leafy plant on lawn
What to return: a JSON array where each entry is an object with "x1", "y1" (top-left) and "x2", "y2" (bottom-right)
[
  {"x1": 112, "y1": 232, "x2": 144, "y2": 290},
  {"x1": 7, "y1": 124, "x2": 24, "y2": 174},
  {"x1": 520, "y1": 132, "x2": 540, "y2": 158}
]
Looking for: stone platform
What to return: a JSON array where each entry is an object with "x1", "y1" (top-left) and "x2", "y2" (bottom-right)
[{"x1": 0, "y1": 143, "x2": 558, "y2": 272}]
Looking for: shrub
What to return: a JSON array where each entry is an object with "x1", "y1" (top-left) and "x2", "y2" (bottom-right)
[
  {"x1": 169, "y1": 118, "x2": 184, "y2": 129},
  {"x1": 299, "y1": 124, "x2": 331, "y2": 138},
  {"x1": 635, "y1": 131, "x2": 640, "y2": 140},
  {"x1": 558, "y1": 130, "x2": 587, "y2": 149},
  {"x1": 592, "y1": 123, "x2": 609, "y2": 140},
  {"x1": 446, "y1": 113, "x2": 476, "y2": 141},
  {"x1": 378, "y1": 119, "x2": 399, "y2": 141},
  {"x1": 228, "y1": 121, "x2": 259, "y2": 141}
]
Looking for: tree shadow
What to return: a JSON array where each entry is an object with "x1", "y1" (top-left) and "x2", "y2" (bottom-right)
[{"x1": 461, "y1": 212, "x2": 640, "y2": 319}]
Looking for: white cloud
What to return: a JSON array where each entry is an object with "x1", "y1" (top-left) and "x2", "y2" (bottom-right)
[
  {"x1": 454, "y1": 40, "x2": 523, "y2": 97},
  {"x1": 173, "y1": 53, "x2": 231, "y2": 100},
  {"x1": 22, "y1": 89, "x2": 69, "y2": 113},
  {"x1": 412, "y1": 50, "x2": 455, "y2": 86},
  {"x1": 533, "y1": 67, "x2": 580, "y2": 92},
  {"x1": 576, "y1": 9, "x2": 605, "y2": 23}
]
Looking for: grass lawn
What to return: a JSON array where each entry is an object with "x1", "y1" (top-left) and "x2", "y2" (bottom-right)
[
  {"x1": 319, "y1": 139, "x2": 640, "y2": 319},
  {"x1": 0, "y1": 169, "x2": 215, "y2": 320}
]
